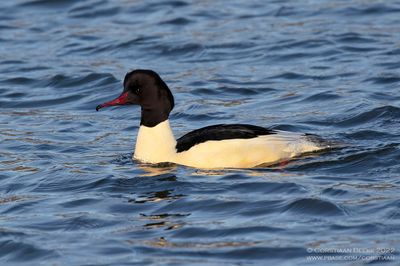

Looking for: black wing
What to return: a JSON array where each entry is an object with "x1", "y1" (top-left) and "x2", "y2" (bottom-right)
[{"x1": 176, "y1": 124, "x2": 276, "y2": 152}]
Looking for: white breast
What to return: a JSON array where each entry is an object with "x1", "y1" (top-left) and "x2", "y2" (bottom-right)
[{"x1": 133, "y1": 120, "x2": 177, "y2": 164}]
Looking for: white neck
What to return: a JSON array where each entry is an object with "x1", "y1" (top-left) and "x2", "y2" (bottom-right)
[{"x1": 133, "y1": 120, "x2": 177, "y2": 164}]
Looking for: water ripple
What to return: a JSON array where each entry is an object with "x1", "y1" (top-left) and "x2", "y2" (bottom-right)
[{"x1": 0, "y1": 0, "x2": 399, "y2": 265}]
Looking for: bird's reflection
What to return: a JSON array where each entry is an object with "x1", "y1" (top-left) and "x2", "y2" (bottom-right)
[{"x1": 135, "y1": 160, "x2": 177, "y2": 177}]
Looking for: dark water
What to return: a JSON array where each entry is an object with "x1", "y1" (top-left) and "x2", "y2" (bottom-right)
[{"x1": 1, "y1": 0, "x2": 400, "y2": 265}]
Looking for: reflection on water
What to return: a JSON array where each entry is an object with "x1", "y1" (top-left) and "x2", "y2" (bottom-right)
[
  {"x1": 131, "y1": 189, "x2": 185, "y2": 204},
  {"x1": 135, "y1": 162, "x2": 178, "y2": 177}
]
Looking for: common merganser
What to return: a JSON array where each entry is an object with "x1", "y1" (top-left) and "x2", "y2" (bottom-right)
[{"x1": 96, "y1": 69, "x2": 325, "y2": 169}]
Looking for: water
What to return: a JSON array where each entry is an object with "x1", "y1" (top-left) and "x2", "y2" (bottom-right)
[{"x1": 1, "y1": 0, "x2": 400, "y2": 265}]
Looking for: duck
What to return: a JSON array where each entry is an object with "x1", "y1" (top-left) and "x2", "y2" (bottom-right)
[{"x1": 96, "y1": 69, "x2": 326, "y2": 169}]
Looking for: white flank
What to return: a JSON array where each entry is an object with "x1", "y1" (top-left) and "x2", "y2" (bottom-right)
[{"x1": 133, "y1": 120, "x2": 324, "y2": 169}]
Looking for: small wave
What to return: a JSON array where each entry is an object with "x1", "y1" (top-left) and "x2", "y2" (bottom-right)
[
  {"x1": 162, "y1": 17, "x2": 193, "y2": 26},
  {"x1": 269, "y1": 39, "x2": 334, "y2": 51},
  {"x1": 19, "y1": 0, "x2": 75, "y2": 8},
  {"x1": 33, "y1": 176, "x2": 113, "y2": 193},
  {"x1": 172, "y1": 111, "x2": 232, "y2": 122},
  {"x1": 322, "y1": 187, "x2": 349, "y2": 197},
  {"x1": 25, "y1": 213, "x2": 116, "y2": 231},
  {"x1": 336, "y1": 105, "x2": 400, "y2": 127},
  {"x1": 0, "y1": 95, "x2": 84, "y2": 109},
  {"x1": 149, "y1": 43, "x2": 204, "y2": 58},
  {"x1": 306, "y1": 106, "x2": 400, "y2": 128},
  {"x1": 303, "y1": 92, "x2": 341, "y2": 102},
  {"x1": 288, "y1": 143, "x2": 399, "y2": 173},
  {"x1": 284, "y1": 198, "x2": 347, "y2": 216},
  {"x1": 342, "y1": 130, "x2": 397, "y2": 140},
  {"x1": 44, "y1": 73, "x2": 117, "y2": 89},
  {"x1": 330, "y1": 222, "x2": 386, "y2": 234},
  {"x1": 0, "y1": 239, "x2": 58, "y2": 262},
  {"x1": 270, "y1": 72, "x2": 335, "y2": 81},
  {"x1": 0, "y1": 77, "x2": 39, "y2": 85},
  {"x1": 333, "y1": 32, "x2": 376, "y2": 44},
  {"x1": 338, "y1": 4, "x2": 400, "y2": 16},
  {"x1": 364, "y1": 76, "x2": 400, "y2": 84},
  {"x1": 113, "y1": 36, "x2": 160, "y2": 49},
  {"x1": 229, "y1": 181, "x2": 307, "y2": 195},
  {"x1": 339, "y1": 45, "x2": 379, "y2": 53},
  {"x1": 68, "y1": 3, "x2": 120, "y2": 18}
]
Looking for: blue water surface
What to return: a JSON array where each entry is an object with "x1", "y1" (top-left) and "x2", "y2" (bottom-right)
[{"x1": 0, "y1": 0, "x2": 400, "y2": 265}]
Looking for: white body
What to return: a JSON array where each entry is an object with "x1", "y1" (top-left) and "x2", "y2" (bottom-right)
[{"x1": 133, "y1": 120, "x2": 323, "y2": 169}]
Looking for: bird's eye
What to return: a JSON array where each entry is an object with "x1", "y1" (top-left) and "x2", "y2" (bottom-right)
[{"x1": 134, "y1": 88, "x2": 140, "y2": 94}]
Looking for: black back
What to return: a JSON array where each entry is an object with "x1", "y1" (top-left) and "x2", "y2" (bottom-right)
[{"x1": 176, "y1": 124, "x2": 276, "y2": 152}]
